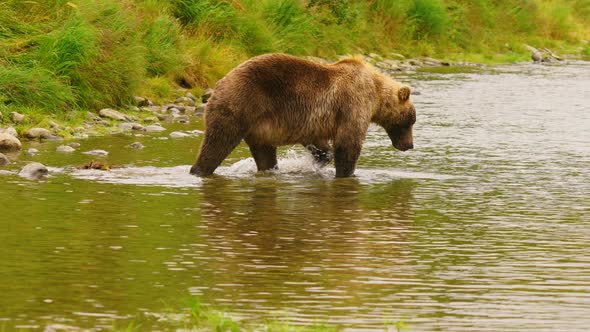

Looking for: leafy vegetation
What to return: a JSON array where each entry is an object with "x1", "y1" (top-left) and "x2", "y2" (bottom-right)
[{"x1": 0, "y1": 0, "x2": 588, "y2": 120}]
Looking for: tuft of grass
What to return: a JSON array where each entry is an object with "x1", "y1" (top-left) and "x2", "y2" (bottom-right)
[
  {"x1": 0, "y1": 65, "x2": 75, "y2": 110},
  {"x1": 409, "y1": 0, "x2": 450, "y2": 38}
]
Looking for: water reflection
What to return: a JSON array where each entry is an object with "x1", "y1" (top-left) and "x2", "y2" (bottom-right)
[{"x1": 188, "y1": 176, "x2": 418, "y2": 325}]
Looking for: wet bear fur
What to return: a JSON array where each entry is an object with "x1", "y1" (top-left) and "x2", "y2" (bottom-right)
[{"x1": 190, "y1": 53, "x2": 416, "y2": 178}]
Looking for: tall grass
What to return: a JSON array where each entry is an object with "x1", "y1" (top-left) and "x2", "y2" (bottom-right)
[{"x1": 0, "y1": 0, "x2": 588, "y2": 119}]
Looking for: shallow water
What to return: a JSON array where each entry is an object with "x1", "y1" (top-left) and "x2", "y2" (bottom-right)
[{"x1": 1, "y1": 61, "x2": 589, "y2": 331}]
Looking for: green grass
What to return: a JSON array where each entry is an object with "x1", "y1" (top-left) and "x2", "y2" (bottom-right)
[
  {"x1": 112, "y1": 296, "x2": 411, "y2": 331},
  {"x1": 0, "y1": 0, "x2": 589, "y2": 129}
]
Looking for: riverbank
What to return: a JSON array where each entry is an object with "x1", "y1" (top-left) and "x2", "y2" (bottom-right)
[{"x1": 1, "y1": 0, "x2": 589, "y2": 122}]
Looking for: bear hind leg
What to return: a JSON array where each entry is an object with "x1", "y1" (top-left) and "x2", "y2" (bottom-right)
[
  {"x1": 248, "y1": 144, "x2": 278, "y2": 171},
  {"x1": 305, "y1": 143, "x2": 333, "y2": 167}
]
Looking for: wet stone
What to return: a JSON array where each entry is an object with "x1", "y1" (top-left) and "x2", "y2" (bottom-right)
[
  {"x1": 56, "y1": 145, "x2": 76, "y2": 153},
  {"x1": 145, "y1": 124, "x2": 166, "y2": 132},
  {"x1": 0, "y1": 133, "x2": 22, "y2": 152},
  {"x1": 127, "y1": 142, "x2": 144, "y2": 149},
  {"x1": 0, "y1": 153, "x2": 9, "y2": 166},
  {"x1": 18, "y1": 162, "x2": 48, "y2": 180},
  {"x1": 83, "y1": 149, "x2": 109, "y2": 156}
]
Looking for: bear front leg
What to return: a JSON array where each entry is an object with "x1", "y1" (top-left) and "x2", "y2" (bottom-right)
[
  {"x1": 248, "y1": 144, "x2": 278, "y2": 171},
  {"x1": 190, "y1": 117, "x2": 245, "y2": 176},
  {"x1": 333, "y1": 125, "x2": 366, "y2": 178},
  {"x1": 334, "y1": 143, "x2": 362, "y2": 177}
]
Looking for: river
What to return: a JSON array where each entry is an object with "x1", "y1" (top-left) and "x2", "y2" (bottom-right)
[{"x1": 0, "y1": 61, "x2": 589, "y2": 331}]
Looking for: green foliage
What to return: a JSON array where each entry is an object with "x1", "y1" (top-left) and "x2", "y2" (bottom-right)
[
  {"x1": 0, "y1": 64, "x2": 75, "y2": 110},
  {"x1": 0, "y1": 0, "x2": 588, "y2": 117},
  {"x1": 409, "y1": 0, "x2": 450, "y2": 38},
  {"x1": 143, "y1": 14, "x2": 186, "y2": 76}
]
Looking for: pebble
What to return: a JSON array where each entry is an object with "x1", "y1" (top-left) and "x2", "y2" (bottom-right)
[
  {"x1": 27, "y1": 148, "x2": 39, "y2": 155},
  {"x1": 56, "y1": 145, "x2": 76, "y2": 153},
  {"x1": 98, "y1": 108, "x2": 128, "y2": 121},
  {"x1": 169, "y1": 131, "x2": 190, "y2": 138},
  {"x1": 83, "y1": 149, "x2": 109, "y2": 156},
  {"x1": 127, "y1": 142, "x2": 145, "y2": 149},
  {"x1": 145, "y1": 124, "x2": 166, "y2": 132}
]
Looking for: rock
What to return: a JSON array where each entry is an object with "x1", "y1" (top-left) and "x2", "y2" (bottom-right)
[
  {"x1": 27, "y1": 148, "x2": 39, "y2": 155},
  {"x1": 175, "y1": 115, "x2": 190, "y2": 124},
  {"x1": 0, "y1": 133, "x2": 22, "y2": 152},
  {"x1": 19, "y1": 162, "x2": 48, "y2": 179},
  {"x1": 367, "y1": 53, "x2": 383, "y2": 61},
  {"x1": 143, "y1": 116, "x2": 158, "y2": 123},
  {"x1": 24, "y1": 127, "x2": 52, "y2": 139},
  {"x1": 68, "y1": 142, "x2": 81, "y2": 148},
  {"x1": 119, "y1": 123, "x2": 145, "y2": 131},
  {"x1": 408, "y1": 59, "x2": 422, "y2": 66},
  {"x1": 127, "y1": 142, "x2": 144, "y2": 149},
  {"x1": 168, "y1": 107, "x2": 181, "y2": 116},
  {"x1": 83, "y1": 149, "x2": 109, "y2": 156},
  {"x1": 5, "y1": 127, "x2": 17, "y2": 137},
  {"x1": 86, "y1": 112, "x2": 100, "y2": 121},
  {"x1": 175, "y1": 96, "x2": 195, "y2": 106},
  {"x1": 10, "y1": 112, "x2": 25, "y2": 123},
  {"x1": 185, "y1": 92, "x2": 197, "y2": 101},
  {"x1": 169, "y1": 131, "x2": 190, "y2": 138},
  {"x1": 99, "y1": 108, "x2": 128, "y2": 121},
  {"x1": 0, "y1": 153, "x2": 9, "y2": 166},
  {"x1": 145, "y1": 124, "x2": 166, "y2": 132},
  {"x1": 155, "y1": 113, "x2": 173, "y2": 122},
  {"x1": 389, "y1": 52, "x2": 406, "y2": 60},
  {"x1": 133, "y1": 96, "x2": 150, "y2": 107},
  {"x1": 195, "y1": 104, "x2": 206, "y2": 116},
  {"x1": 532, "y1": 51, "x2": 542, "y2": 62},
  {"x1": 49, "y1": 121, "x2": 60, "y2": 129},
  {"x1": 422, "y1": 57, "x2": 444, "y2": 66},
  {"x1": 168, "y1": 104, "x2": 186, "y2": 113},
  {"x1": 201, "y1": 88, "x2": 214, "y2": 103},
  {"x1": 189, "y1": 130, "x2": 204, "y2": 136},
  {"x1": 56, "y1": 145, "x2": 76, "y2": 153}
]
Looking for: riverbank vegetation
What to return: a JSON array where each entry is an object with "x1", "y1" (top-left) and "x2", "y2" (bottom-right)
[
  {"x1": 1, "y1": 0, "x2": 589, "y2": 123},
  {"x1": 114, "y1": 297, "x2": 406, "y2": 331}
]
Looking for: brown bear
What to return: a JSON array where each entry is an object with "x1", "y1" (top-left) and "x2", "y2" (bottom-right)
[{"x1": 190, "y1": 53, "x2": 416, "y2": 178}]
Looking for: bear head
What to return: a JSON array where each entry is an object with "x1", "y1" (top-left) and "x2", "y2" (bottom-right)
[{"x1": 373, "y1": 81, "x2": 416, "y2": 152}]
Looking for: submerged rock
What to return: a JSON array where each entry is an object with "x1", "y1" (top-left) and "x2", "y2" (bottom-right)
[
  {"x1": 0, "y1": 153, "x2": 10, "y2": 166},
  {"x1": 56, "y1": 145, "x2": 76, "y2": 153},
  {"x1": 83, "y1": 149, "x2": 109, "y2": 156},
  {"x1": 169, "y1": 131, "x2": 190, "y2": 138},
  {"x1": 19, "y1": 162, "x2": 48, "y2": 179},
  {"x1": 145, "y1": 124, "x2": 166, "y2": 132},
  {"x1": 127, "y1": 141, "x2": 144, "y2": 149},
  {"x1": 27, "y1": 148, "x2": 39, "y2": 155},
  {"x1": 0, "y1": 133, "x2": 22, "y2": 152}
]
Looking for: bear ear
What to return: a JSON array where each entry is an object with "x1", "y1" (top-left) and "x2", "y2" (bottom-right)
[{"x1": 398, "y1": 86, "x2": 411, "y2": 102}]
